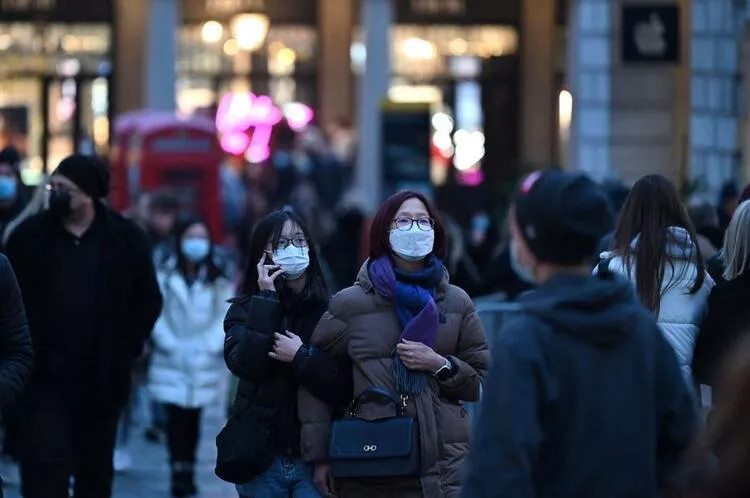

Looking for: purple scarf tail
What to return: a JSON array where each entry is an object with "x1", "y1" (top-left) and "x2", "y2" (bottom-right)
[{"x1": 369, "y1": 256, "x2": 440, "y2": 395}]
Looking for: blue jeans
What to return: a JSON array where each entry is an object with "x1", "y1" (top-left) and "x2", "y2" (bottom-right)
[{"x1": 236, "y1": 456, "x2": 321, "y2": 498}]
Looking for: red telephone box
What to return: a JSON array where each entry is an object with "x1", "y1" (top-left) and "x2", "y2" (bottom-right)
[{"x1": 111, "y1": 113, "x2": 224, "y2": 239}]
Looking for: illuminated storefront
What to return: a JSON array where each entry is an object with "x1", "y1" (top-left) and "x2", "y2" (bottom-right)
[
  {"x1": 179, "y1": 0, "x2": 318, "y2": 119},
  {"x1": 351, "y1": 0, "x2": 522, "y2": 208},
  {"x1": 0, "y1": 0, "x2": 113, "y2": 182}
]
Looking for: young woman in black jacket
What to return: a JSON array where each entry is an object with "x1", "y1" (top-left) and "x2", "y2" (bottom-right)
[{"x1": 223, "y1": 208, "x2": 349, "y2": 498}]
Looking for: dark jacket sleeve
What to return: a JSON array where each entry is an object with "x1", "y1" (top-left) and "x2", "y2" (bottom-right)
[
  {"x1": 223, "y1": 291, "x2": 283, "y2": 382},
  {"x1": 0, "y1": 255, "x2": 33, "y2": 407},
  {"x1": 293, "y1": 346, "x2": 352, "y2": 407},
  {"x1": 461, "y1": 313, "x2": 546, "y2": 498},
  {"x1": 439, "y1": 294, "x2": 489, "y2": 402},
  {"x1": 129, "y1": 227, "x2": 163, "y2": 356},
  {"x1": 692, "y1": 286, "x2": 733, "y2": 387},
  {"x1": 655, "y1": 320, "x2": 698, "y2": 487}
]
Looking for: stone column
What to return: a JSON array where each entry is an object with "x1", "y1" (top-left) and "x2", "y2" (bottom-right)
[
  {"x1": 355, "y1": 0, "x2": 392, "y2": 211},
  {"x1": 520, "y1": 0, "x2": 556, "y2": 169},
  {"x1": 145, "y1": 0, "x2": 179, "y2": 111},
  {"x1": 114, "y1": 0, "x2": 148, "y2": 114},
  {"x1": 318, "y1": 0, "x2": 354, "y2": 128}
]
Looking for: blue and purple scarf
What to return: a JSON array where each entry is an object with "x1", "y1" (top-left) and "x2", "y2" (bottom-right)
[{"x1": 369, "y1": 255, "x2": 444, "y2": 395}]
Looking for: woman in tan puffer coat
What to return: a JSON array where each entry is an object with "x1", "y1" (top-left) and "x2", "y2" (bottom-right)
[{"x1": 298, "y1": 191, "x2": 489, "y2": 498}]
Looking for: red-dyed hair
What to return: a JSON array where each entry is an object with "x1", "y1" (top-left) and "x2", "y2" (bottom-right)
[{"x1": 369, "y1": 191, "x2": 446, "y2": 260}]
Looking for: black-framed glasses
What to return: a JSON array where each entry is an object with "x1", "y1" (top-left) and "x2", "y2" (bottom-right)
[
  {"x1": 276, "y1": 236, "x2": 309, "y2": 249},
  {"x1": 393, "y1": 217, "x2": 435, "y2": 232}
]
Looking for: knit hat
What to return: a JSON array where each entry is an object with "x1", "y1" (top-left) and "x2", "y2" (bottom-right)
[
  {"x1": 53, "y1": 155, "x2": 109, "y2": 199},
  {"x1": 514, "y1": 170, "x2": 613, "y2": 265}
]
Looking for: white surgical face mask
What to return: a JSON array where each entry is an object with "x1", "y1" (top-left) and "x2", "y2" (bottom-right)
[
  {"x1": 181, "y1": 238, "x2": 210, "y2": 263},
  {"x1": 273, "y1": 246, "x2": 310, "y2": 280},
  {"x1": 389, "y1": 226, "x2": 435, "y2": 262},
  {"x1": 510, "y1": 241, "x2": 536, "y2": 284}
]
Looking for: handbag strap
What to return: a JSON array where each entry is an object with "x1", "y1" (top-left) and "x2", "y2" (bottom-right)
[{"x1": 349, "y1": 387, "x2": 407, "y2": 416}]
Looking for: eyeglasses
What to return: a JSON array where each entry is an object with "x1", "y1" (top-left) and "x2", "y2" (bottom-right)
[
  {"x1": 276, "y1": 236, "x2": 309, "y2": 250},
  {"x1": 392, "y1": 217, "x2": 435, "y2": 232}
]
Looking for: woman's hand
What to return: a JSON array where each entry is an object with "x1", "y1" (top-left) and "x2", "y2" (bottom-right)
[
  {"x1": 396, "y1": 339, "x2": 446, "y2": 373},
  {"x1": 314, "y1": 462, "x2": 336, "y2": 498},
  {"x1": 268, "y1": 331, "x2": 303, "y2": 363},
  {"x1": 257, "y1": 252, "x2": 285, "y2": 292}
]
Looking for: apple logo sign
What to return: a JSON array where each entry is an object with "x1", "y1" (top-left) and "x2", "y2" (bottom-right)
[
  {"x1": 622, "y1": 5, "x2": 679, "y2": 63},
  {"x1": 634, "y1": 13, "x2": 667, "y2": 56}
]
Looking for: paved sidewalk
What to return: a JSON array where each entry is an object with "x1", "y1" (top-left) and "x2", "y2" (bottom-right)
[{"x1": 3, "y1": 413, "x2": 235, "y2": 498}]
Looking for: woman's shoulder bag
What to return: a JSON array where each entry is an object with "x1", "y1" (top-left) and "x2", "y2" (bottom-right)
[{"x1": 329, "y1": 387, "x2": 421, "y2": 478}]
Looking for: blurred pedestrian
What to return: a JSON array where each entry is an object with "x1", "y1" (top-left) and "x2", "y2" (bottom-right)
[
  {"x1": 149, "y1": 216, "x2": 233, "y2": 497},
  {"x1": 706, "y1": 185, "x2": 750, "y2": 283},
  {"x1": 146, "y1": 190, "x2": 181, "y2": 266},
  {"x1": 323, "y1": 189, "x2": 366, "y2": 292},
  {"x1": 442, "y1": 214, "x2": 482, "y2": 296},
  {"x1": 686, "y1": 337, "x2": 750, "y2": 498},
  {"x1": 462, "y1": 170, "x2": 697, "y2": 498},
  {"x1": 0, "y1": 254, "x2": 33, "y2": 497},
  {"x1": 0, "y1": 147, "x2": 30, "y2": 247},
  {"x1": 689, "y1": 201, "x2": 722, "y2": 258},
  {"x1": 597, "y1": 175, "x2": 713, "y2": 388},
  {"x1": 717, "y1": 182, "x2": 739, "y2": 235},
  {"x1": 693, "y1": 201, "x2": 750, "y2": 390},
  {"x1": 222, "y1": 208, "x2": 350, "y2": 498},
  {"x1": 299, "y1": 191, "x2": 489, "y2": 498},
  {"x1": 5, "y1": 155, "x2": 162, "y2": 498}
]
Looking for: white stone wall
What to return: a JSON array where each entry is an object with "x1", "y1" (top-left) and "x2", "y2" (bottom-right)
[
  {"x1": 568, "y1": 0, "x2": 613, "y2": 180},
  {"x1": 690, "y1": 0, "x2": 742, "y2": 194},
  {"x1": 568, "y1": 0, "x2": 744, "y2": 192}
]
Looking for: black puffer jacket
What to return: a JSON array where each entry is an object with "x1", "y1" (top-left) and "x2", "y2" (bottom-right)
[
  {"x1": 224, "y1": 290, "x2": 350, "y2": 457},
  {"x1": 0, "y1": 254, "x2": 33, "y2": 407}
]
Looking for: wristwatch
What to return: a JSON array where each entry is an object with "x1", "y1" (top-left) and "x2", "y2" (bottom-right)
[{"x1": 434, "y1": 358, "x2": 454, "y2": 381}]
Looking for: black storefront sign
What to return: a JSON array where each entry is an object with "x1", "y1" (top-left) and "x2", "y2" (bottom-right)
[
  {"x1": 622, "y1": 4, "x2": 680, "y2": 63},
  {"x1": 0, "y1": 0, "x2": 112, "y2": 22},
  {"x1": 182, "y1": 0, "x2": 317, "y2": 24},
  {"x1": 395, "y1": 0, "x2": 519, "y2": 25},
  {"x1": 381, "y1": 102, "x2": 432, "y2": 200}
]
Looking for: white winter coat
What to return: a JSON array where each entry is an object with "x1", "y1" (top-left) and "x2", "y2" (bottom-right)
[
  {"x1": 598, "y1": 227, "x2": 713, "y2": 385},
  {"x1": 148, "y1": 262, "x2": 233, "y2": 408}
]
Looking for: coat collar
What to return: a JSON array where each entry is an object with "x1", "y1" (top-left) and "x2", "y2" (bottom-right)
[{"x1": 355, "y1": 258, "x2": 450, "y2": 302}]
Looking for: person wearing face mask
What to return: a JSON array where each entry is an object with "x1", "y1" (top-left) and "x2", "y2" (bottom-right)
[
  {"x1": 0, "y1": 146, "x2": 31, "y2": 249},
  {"x1": 147, "y1": 216, "x2": 232, "y2": 497},
  {"x1": 222, "y1": 208, "x2": 351, "y2": 498},
  {"x1": 462, "y1": 171, "x2": 697, "y2": 498},
  {"x1": 5, "y1": 154, "x2": 163, "y2": 498},
  {"x1": 297, "y1": 191, "x2": 489, "y2": 498}
]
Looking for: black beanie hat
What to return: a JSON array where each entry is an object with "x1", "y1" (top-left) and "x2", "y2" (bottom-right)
[
  {"x1": 53, "y1": 155, "x2": 109, "y2": 199},
  {"x1": 514, "y1": 170, "x2": 613, "y2": 265}
]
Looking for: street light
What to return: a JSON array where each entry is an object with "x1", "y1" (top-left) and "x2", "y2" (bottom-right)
[{"x1": 231, "y1": 13, "x2": 270, "y2": 52}]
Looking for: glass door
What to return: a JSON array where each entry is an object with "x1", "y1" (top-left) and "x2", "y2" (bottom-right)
[{"x1": 43, "y1": 75, "x2": 110, "y2": 173}]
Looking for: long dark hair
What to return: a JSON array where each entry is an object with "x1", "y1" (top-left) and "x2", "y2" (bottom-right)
[
  {"x1": 242, "y1": 208, "x2": 328, "y2": 301},
  {"x1": 612, "y1": 175, "x2": 705, "y2": 315},
  {"x1": 369, "y1": 190, "x2": 446, "y2": 260},
  {"x1": 173, "y1": 214, "x2": 225, "y2": 284}
]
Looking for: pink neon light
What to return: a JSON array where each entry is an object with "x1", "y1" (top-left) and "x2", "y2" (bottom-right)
[
  {"x1": 458, "y1": 168, "x2": 485, "y2": 187},
  {"x1": 215, "y1": 92, "x2": 315, "y2": 159},
  {"x1": 284, "y1": 103, "x2": 314, "y2": 131},
  {"x1": 221, "y1": 132, "x2": 252, "y2": 156}
]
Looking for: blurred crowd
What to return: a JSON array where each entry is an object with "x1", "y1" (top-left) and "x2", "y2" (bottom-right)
[{"x1": 0, "y1": 117, "x2": 749, "y2": 498}]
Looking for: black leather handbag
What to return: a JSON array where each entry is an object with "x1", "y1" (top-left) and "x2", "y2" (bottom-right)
[
  {"x1": 215, "y1": 384, "x2": 275, "y2": 484},
  {"x1": 329, "y1": 387, "x2": 421, "y2": 478}
]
